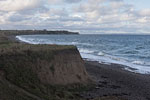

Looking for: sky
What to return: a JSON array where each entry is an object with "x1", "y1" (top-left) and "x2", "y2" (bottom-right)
[{"x1": 0, "y1": 0, "x2": 150, "y2": 34}]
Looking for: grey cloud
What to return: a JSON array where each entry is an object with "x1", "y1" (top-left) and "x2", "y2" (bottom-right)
[
  {"x1": 0, "y1": 0, "x2": 42, "y2": 12},
  {"x1": 59, "y1": 17, "x2": 84, "y2": 22},
  {"x1": 64, "y1": 0, "x2": 82, "y2": 3},
  {"x1": 8, "y1": 14, "x2": 31, "y2": 22},
  {"x1": 109, "y1": 0, "x2": 123, "y2": 1},
  {"x1": 0, "y1": 0, "x2": 150, "y2": 34},
  {"x1": 18, "y1": 6, "x2": 49, "y2": 15}
]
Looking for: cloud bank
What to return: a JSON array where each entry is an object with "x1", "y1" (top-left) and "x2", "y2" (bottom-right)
[{"x1": 0, "y1": 0, "x2": 150, "y2": 34}]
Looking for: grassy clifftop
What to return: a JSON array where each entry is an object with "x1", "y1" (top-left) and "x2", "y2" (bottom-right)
[{"x1": 0, "y1": 33, "x2": 91, "y2": 100}]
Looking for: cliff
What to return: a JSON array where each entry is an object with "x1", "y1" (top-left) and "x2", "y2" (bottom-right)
[
  {"x1": 37, "y1": 47, "x2": 89, "y2": 85},
  {"x1": 0, "y1": 40, "x2": 91, "y2": 99},
  {"x1": 0, "y1": 44, "x2": 89, "y2": 84}
]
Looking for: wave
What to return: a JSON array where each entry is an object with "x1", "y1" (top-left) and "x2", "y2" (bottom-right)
[
  {"x1": 98, "y1": 52, "x2": 105, "y2": 56},
  {"x1": 17, "y1": 36, "x2": 94, "y2": 47},
  {"x1": 132, "y1": 60, "x2": 145, "y2": 65},
  {"x1": 78, "y1": 48, "x2": 95, "y2": 54},
  {"x1": 71, "y1": 42, "x2": 93, "y2": 46},
  {"x1": 16, "y1": 36, "x2": 74, "y2": 45},
  {"x1": 71, "y1": 42, "x2": 78, "y2": 45},
  {"x1": 81, "y1": 52, "x2": 150, "y2": 74},
  {"x1": 16, "y1": 36, "x2": 37, "y2": 44},
  {"x1": 124, "y1": 50, "x2": 139, "y2": 54}
]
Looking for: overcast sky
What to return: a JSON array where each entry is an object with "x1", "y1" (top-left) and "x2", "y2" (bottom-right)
[{"x1": 0, "y1": 0, "x2": 150, "y2": 34}]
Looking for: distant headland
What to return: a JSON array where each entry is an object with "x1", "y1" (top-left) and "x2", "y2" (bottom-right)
[{"x1": 0, "y1": 30, "x2": 79, "y2": 35}]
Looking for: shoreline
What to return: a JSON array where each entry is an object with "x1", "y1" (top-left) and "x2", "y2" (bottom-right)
[
  {"x1": 14, "y1": 35, "x2": 150, "y2": 76},
  {"x1": 84, "y1": 61, "x2": 150, "y2": 100},
  {"x1": 16, "y1": 34, "x2": 150, "y2": 75}
]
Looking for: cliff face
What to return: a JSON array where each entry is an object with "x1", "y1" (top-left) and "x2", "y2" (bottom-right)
[
  {"x1": 36, "y1": 48, "x2": 89, "y2": 85},
  {"x1": 0, "y1": 36, "x2": 91, "y2": 100},
  {"x1": 0, "y1": 44, "x2": 90, "y2": 86}
]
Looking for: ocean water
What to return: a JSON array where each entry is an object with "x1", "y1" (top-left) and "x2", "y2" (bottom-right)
[{"x1": 16, "y1": 34, "x2": 150, "y2": 74}]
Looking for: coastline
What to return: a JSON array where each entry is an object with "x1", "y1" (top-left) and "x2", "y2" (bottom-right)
[
  {"x1": 3, "y1": 34, "x2": 150, "y2": 100},
  {"x1": 16, "y1": 34, "x2": 150, "y2": 74},
  {"x1": 84, "y1": 61, "x2": 150, "y2": 100}
]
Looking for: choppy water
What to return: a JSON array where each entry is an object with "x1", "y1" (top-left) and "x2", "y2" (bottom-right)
[{"x1": 16, "y1": 34, "x2": 150, "y2": 74}]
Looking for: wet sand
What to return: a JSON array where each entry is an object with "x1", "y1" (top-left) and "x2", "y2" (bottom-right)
[{"x1": 84, "y1": 61, "x2": 150, "y2": 100}]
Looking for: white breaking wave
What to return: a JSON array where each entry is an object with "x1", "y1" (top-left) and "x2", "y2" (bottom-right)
[
  {"x1": 79, "y1": 48, "x2": 95, "y2": 54},
  {"x1": 81, "y1": 52, "x2": 150, "y2": 74},
  {"x1": 16, "y1": 36, "x2": 46, "y2": 44},
  {"x1": 16, "y1": 36, "x2": 72, "y2": 45},
  {"x1": 16, "y1": 36, "x2": 33, "y2": 44},
  {"x1": 98, "y1": 52, "x2": 105, "y2": 56},
  {"x1": 71, "y1": 42, "x2": 93, "y2": 46},
  {"x1": 71, "y1": 42, "x2": 78, "y2": 45},
  {"x1": 132, "y1": 60, "x2": 145, "y2": 65}
]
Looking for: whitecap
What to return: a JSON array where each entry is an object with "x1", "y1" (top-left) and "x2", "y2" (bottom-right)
[
  {"x1": 77, "y1": 42, "x2": 93, "y2": 46},
  {"x1": 98, "y1": 52, "x2": 105, "y2": 56},
  {"x1": 71, "y1": 42, "x2": 78, "y2": 45},
  {"x1": 16, "y1": 36, "x2": 37, "y2": 44},
  {"x1": 132, "y1": 60, "x2": 145, "y2": 65},
  {"x1": 79, "y1": 48, "x2": 95, "y2": 54}
]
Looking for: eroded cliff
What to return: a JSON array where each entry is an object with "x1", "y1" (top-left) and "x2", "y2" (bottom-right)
[
  {"x1": 0, "y1": 44, "x2": 90, "y2": 85},
  {"x1": 36, "y1": 48, "x2": 90, "y2": 85},
  {"x1": 0, "y1": 43, "x2": 91, "y2": 100}
]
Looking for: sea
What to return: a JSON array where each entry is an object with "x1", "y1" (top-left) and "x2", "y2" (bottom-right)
[{"x1": 16, "y1": 34, "x2": 150, "y2": 74}]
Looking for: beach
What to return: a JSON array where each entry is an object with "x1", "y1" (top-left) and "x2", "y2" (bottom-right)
[{"x1": 83, "y1": 61, "x2": 150, "y2": 100}]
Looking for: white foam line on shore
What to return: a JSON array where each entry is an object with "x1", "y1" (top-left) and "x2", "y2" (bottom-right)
[
  {"x1": 80, "y1": 53, "x2": 150, "y2": 74},
  {"x1": 16, "y1": 36, "x2": 37, "y2": 44}
]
